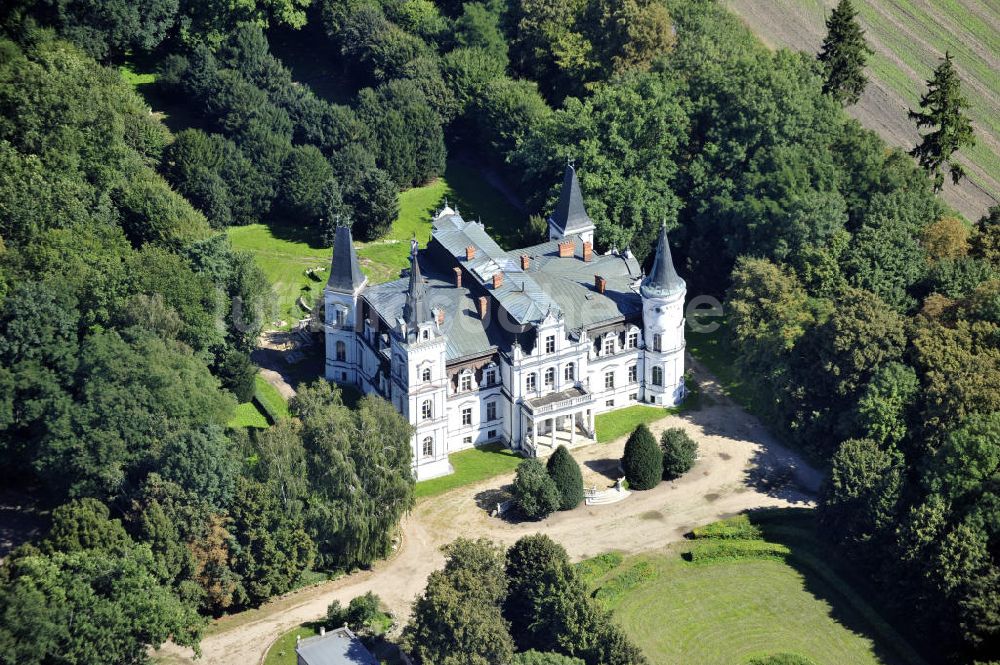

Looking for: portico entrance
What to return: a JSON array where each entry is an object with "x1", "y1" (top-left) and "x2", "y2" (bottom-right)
[{"x1": 521, "y1": 386, "x2": 595, "y2": 457}]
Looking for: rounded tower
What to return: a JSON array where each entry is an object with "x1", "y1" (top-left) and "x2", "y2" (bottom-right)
[{"x1": 640, "y1": 222, "x2": 686, "y2": 406}]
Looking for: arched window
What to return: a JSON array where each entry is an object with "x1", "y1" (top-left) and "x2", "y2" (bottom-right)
[
  {"x1": 335, "y1": 341, "x2": 346, "y2": 362},
  {"x1": 526, "y1": 373, "x2": 536, "y2": 391},
  {"x1": 544, "y1": 367, "x2": 555, "y2": 386},
  {"x1": 422, "y1": 436, "x2": 433, "y2": 457},
  {"x1": 565, "y1": 363, "x2": 575, "y2": 381},
  {"x1": 652, "y1": 366, "x2": 663, "y2": 386},
  {"x1": 653, "y1": 334, "x2": 662, "y2": 352},
  {"x1": 421, "y1": 400, "x2": 433, "y2": 420},
  {"x1": 422, "y1": 367, "x2": 432, "y2": 383},
  {"x1": 422, "y1": 329, "x2": 429, "y2": 340}
]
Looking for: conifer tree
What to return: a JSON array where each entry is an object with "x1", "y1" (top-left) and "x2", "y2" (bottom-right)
[
  {"x1": 817, "y1": 0, "x2": 873, "y2": 105},
  {"x1": 546, "y1": 444, "x2": 584, "y2": 510},
  {"x1": 909, "y1": 52, "x2": 976, "y2": 192}
]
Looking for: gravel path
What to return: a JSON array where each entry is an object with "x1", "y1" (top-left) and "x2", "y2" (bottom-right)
[{"x1": 155, "y1": 360, "x2": 822, "y2": 665}]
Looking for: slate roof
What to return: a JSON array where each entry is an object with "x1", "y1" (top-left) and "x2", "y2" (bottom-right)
[
  {"x1": 403, "y1": 239, "x2": 431, "y2": 329},
  {"x1": 296, "y1": 627, "x2": 378, "y2": 665},
  {"x1": 548, "y1": 163, "x2": 595, "y2": 236},
  {"x1": 327, "y1": 225, "x2": 366, "y2": 292},
  {"x1": 360, "y1": 209, "x2": 643, "y2": 364},
  {"x1": 640, "y1": 223, "x2": 685, "y2": 298}
]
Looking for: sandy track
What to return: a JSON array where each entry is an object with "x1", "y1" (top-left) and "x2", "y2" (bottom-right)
[
  {"x1": 726, "y1": 0, "x2": 999, "y2": 221},
  {"x1": 155, "y1": 361, "x2": 821, "y2": 665}
]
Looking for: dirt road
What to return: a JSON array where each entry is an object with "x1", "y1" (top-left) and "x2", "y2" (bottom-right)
[
  {"x1": 726, "y1": 0, "x2": 999, "y2": 221},
  {"x1": 156, "y1": 364, "x2": 821, "y2": 665}
]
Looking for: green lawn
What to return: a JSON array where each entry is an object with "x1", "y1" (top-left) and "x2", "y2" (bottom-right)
[
  {"x1": 414, "y1": 442, "x2": 525, "y2": 499},
  {"x1": 228, "y1": 401, "x2": 269, "y2": 429},
  {"x1": 229, "y1": 159, "x2": 525, "y2": 328},
  {"x1": 262, "y1": 625, "x2": 319, "y2": 665},
  {"x1": 594, "y1": 405, "x2": 671, "y2": 443},
  {"x1": 255, "y1": 374, "x2": 290, "y2": 421},
  {"x1": 581, "y1": 509, "x2": 926, "y2": 665}
]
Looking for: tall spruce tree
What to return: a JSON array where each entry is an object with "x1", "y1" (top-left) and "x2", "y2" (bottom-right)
[
  {"x1": 909, "y1": 52, "x2": 975, "y2": 191},
  {"x1": 817, "y1": 0, "x2": 873, "y2": 105}
]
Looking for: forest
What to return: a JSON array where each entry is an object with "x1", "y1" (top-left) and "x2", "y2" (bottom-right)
[{"x1": 0, "y1": 0, "x2": 996, "y2": 663}]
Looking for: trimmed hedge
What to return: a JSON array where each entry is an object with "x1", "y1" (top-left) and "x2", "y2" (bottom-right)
[
  {"x1": 575, "y1": 552, "x2": 624, "y2": 583},
  {"x1": 254, "y1": 375, "x2": 290, "y2": 423},
  {"x1": 546, "y1": 445, "x2": 584, "y2": 510},
  {"x1": 746, "y1": 654, "x2": 817, "y2": 665},
  {"x1": 593, "y1": 561, "x2": 658, "y2": 602},
  {"x1": 621, "y1": 424, "x2": 662, "y2": 490},
  {"x1": 691, "y1": 514, "x2": 763, "y2": 540},
  {"x1": 686, "y1": 539, "x2": 790, "y2": 564}
]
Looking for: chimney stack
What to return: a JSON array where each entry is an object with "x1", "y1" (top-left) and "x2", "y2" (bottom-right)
[
  {"x1": 583, "y1": 241, "x2": 593, "y2": 262},
  {"x1": 520, "y1": 255, "x2": 530, "y2": 270},
  {"x1": 453, "y1": 267, "x2": 462, "y2": 288},
  {"x1": 558, "y1": 240, "x2": 574, "y2": 258},
  {"x1": 465, "y1": 246, "x2": 476, "y2": 261},
  {"x1": 436, "y1": 308, "x2": 445, "y2": 325},
  {"x1": 492, "y1": 272, "x2": 504, "y2": 288},
  {"x1": 594, "y1": 275, "x2": 606, "y2": 294},
  {"x1": 477, "y1": 296, "x2": 489, "y2": 319}
]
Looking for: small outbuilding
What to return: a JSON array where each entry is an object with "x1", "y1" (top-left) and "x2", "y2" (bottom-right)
[{"x1": 295, "y1": 626, "x2": 378, "y2": 665}]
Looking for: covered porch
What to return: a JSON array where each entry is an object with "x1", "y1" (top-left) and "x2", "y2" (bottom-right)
[{"x1": 521, "y1": 386, "x2": 596, "y2": 457}]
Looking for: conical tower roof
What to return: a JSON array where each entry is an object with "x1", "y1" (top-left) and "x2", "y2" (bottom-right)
[
  {"x1": 403, "y1": 239, "x2": 431, "y2": 330},
  {"x1": 641, "y1": 222, "x2": 685, "y2": 298},
  {"x1": 549, "y1": 162, "x2": 593, "y2": 235},
  {"x1": 327, "y1": 225, "x2": 366, "y2": 292}
]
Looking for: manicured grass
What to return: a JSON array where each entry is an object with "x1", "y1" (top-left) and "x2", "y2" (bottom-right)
[
  {"x1": 414, "y1": 442, "x2": 525, "y2": 499},
  {"x1": 254, "y1": 374, "x2": 290, "y2": 421},
  {"x1": 594, "y1": 405, "x2": 671, "y2": 443},
  {"x1": 229, "y1": 160, "x2": 525, "y2": 327},
  {"x1": 262, "y1": 625, "x2": 318, "y2": 665},
  {"x1": 228, "y1": 401, "x2": 269, "y2": 429},
  {"x1": 581, "y1": 509, "x2": 926, "y2": 665}
]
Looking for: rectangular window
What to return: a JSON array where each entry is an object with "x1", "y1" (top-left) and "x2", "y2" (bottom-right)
[
  {"x1": 653, "y1": 334, "x2": 662, "y2": 352},
  {"x1": 460, "y1": 374, "x2": 472, "y2": 391},
  {"x1": 546, "y1": 335, "x2": 555, "y2": 354},
  {"x1": 422, "y1": 437, "x2": 433, "y2": 457},
  {"x1": 604, "y1": 371, "x2": 614, "y2": 390},
  {"x1": 628, "y1": 365, "x2": 637, "y2": 383},
  {"x1": 486, "y1": 401, "x2": 497, "y2": 422},
  {"x1": 544, "y1": 368, "x2": 555, "y2": 386},
  {"x1": 629, "y1": 393, "x2": 638, "y2": 401},
  {"x1": 485, "y1": 369, "x2": 496, "y2": 386},
  {"x1": 526, "y1": 374, "x2": 536, "y2": 391},
  {"x1": 488, "y1": 429, "x2": 497, "y2": 439},
  {"x1": 605, "y1": 399, "x2": 614, "y2": 407},
  {"x1": 627, "y1": 331, "x2": 638, "y2": 349},
  {"x1": 463, "y1": 436, "x2": 472, "y2": 445},
  {"x1": 462, "y1": 407, "x2": 472, "y2": 426},
  {"x1": 603, "y1": 338, "x2": 615, "y2": 355}
]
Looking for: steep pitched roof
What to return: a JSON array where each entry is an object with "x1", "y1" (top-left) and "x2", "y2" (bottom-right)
[
  {"x1": 403, "y1": 239, "x2": 432, "y2": 328},
  {"x1": 548, "y1": 163, "x2": 594, "y2": 235},
  {"x1": 640, "y1": 222, "x2": 685, "y2": 298},
  {"x1": 327, "y1": 225, "x2": 366, "y2": 292}
]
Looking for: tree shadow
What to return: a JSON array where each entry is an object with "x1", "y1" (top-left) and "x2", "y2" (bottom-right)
[
  {"x1": 583, "y1": 458, "x2": 622, "y2": 483},
  {"x1": 740, "y1": 508, "x2": 935, "y2": 665}
]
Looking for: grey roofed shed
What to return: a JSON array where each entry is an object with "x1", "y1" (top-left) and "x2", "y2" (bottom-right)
[{"x1": 295, "y1": 627, "x2": 378, "y2": 665}]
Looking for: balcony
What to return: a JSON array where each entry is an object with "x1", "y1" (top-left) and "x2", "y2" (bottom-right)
[{"x1": 524, "y1": 386, "x2": 593, "y2": 415}]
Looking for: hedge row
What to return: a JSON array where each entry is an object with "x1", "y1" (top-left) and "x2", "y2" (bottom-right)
[
  {"x1": 690, "y1": 514, "x2": 763, "y2": 541},
  {"x1": 254, "y1": 375, "x2": 290, "y2": 423},
  {"x1": 593, "y1": 561, "x2": 658, "y2": 602},
  {"x1": 686, "y1": 539, "x2": 790, "y2": 564}
]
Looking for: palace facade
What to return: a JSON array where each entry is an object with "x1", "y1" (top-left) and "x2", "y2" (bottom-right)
[{"x1": 324, "y1": 164, "x2": 686, "y2": 480}]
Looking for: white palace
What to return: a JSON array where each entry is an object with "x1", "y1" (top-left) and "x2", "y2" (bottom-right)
[{"x1": 323, "y1": 164, "x2": 686, "y2": 480}]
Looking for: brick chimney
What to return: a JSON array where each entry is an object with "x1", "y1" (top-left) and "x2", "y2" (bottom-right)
[
  {"x1": 558, "y1": 240, "x2": 574, "y2": 258},
  {"x1": 465, "y1": 246, "x2": 476, "y2": 261},
  {"x1": 492, "y1": 272, "x2": 504, "y2": 288},
  {"x1": 477, "y1": 296, "x2": 489, "y2": 319},
  {"x1": 453, "y1": 267, "x2": 462, "y2": 288},
  {"x1": 520, "y1": 255, "x2": 530, "y2": 270},
  {"x1": 594, "y1": 275, "x2": 606, "y2": 294},
  {"x1": 435, "y1": 307, "x2": 445, "y2": 326},
  {"x1": 583, "y1": 241, "x2": 593, "y2": 262}
]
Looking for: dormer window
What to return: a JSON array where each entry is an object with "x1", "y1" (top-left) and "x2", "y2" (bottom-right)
[
  {"x1": 422, "y1": 367, "x2": 432, "y2": 383},
  {"x1": 334, "y1": 308, "x2": 346, "y2": 327},
  {"x1": 484, "y1": 368, "x2": 496, "y2": 386},
  {"x1": 460, "y1": 373, "x2": 472, "y2": 392},
  {"x1": 603, "y1": 337, "x2": 615, "y2": 355},
  {"x1": 627, "y1": 331, "x2": 638, "y2": 349},
  {"x1": 545, "y1": 335, "x2": 555, "y2": 354}
]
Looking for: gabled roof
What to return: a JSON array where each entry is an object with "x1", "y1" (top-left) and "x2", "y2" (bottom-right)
[
  {"x1": 549, "y1": 163, "x2": 595, "y2": 235},
  {"x1": 640, "y1": 222, "x2": 685, "y2": 298},
  {"x1": 327, "y1": 225, "x2": 366, "y2": 292}
]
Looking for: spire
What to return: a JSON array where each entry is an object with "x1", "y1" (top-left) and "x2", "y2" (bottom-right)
[
  {"x1": 327, "y1": 223, "x2": 366, "y2": 292},
  {"x1": 641, "y1": 221, "x2": 685, "y2": 298},
  {"x1": 404, "y1": 238, "x2": 431, "y2": 330},
  {"x1": 549, "y1": 161, "x2": 593, "y2": 235}
]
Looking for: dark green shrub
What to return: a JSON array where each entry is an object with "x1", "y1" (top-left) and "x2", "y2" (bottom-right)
[
  {"x1": 546, "y1": 445, "x2": 584, "y2": 510},
  {"x1": 660, "y1": 427, "x2": 698, "y2": 480},
  {"x1": 686, "y1": 540, "x2": 790, "y2": 564},
  {"x1": 621, "y1": 424, "x2": 662, "y2": 490},
  {"x1": 513, "y1": 458, "x2": 561, "y2": 520}
]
